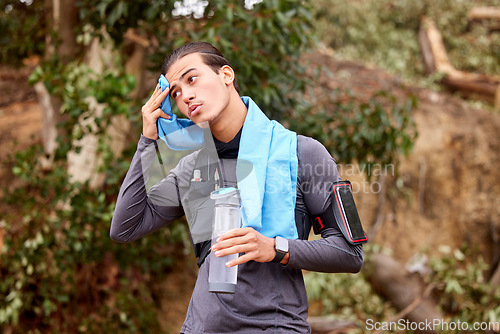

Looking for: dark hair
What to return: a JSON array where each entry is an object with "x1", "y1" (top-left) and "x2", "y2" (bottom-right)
[{"x1": 162, "y1": 42, "x2": 240, "y2": 94}]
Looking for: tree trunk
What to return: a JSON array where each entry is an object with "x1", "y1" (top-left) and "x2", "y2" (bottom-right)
[
  {"x1": 33, "y1": 82, "x2": 58, "y2": 159},
  {"x1": 67, "y1": 29, "x2": 147, "y2": 189},
  {"x1": 35, "y1": 0, "x2": 79, "y2": 158},
  {"x1": 55, "y1": 0, "x2": 80, "y2": 62}
]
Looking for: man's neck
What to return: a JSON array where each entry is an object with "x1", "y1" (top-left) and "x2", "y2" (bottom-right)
[{"x1": 209, "y1": 92, "x2": 247, "y2": 143}]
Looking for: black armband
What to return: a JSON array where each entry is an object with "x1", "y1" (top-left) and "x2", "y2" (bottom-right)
[{"x1": 312, "y1": 180, "x2": 368, "y2": 245}]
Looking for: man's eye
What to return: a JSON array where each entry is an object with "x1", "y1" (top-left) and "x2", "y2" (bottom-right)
[{"x1": 172, "y1": 91, "x2": 180, "y2": 99}]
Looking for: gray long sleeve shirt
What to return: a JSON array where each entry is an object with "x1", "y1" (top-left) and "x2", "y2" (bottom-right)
[{"x1": 110, "y1": 134, "x2": 363, "y2": 333}]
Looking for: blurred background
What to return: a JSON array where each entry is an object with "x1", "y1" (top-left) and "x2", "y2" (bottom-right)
[{"x1": 0, "y1": 0, "x2": 499, "y2": 333}]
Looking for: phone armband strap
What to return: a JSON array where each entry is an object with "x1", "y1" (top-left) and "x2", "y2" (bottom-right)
[{"x1": 312, "y1": 180, "x2": 368, "y2": 245}]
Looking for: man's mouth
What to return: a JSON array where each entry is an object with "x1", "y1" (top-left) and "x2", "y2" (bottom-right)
[{"x1": 189, "y1": 104, "x2": 202, "y2": 117}]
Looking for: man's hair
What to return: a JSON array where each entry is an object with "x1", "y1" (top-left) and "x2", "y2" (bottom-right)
[{"x1": 162, "y1": 42, "x2": 240, "y2": 94}]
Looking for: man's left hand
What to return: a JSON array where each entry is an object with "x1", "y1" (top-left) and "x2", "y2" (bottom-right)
[{"x1": 211, "y1": 227, "x2": 289, "y2": 267}]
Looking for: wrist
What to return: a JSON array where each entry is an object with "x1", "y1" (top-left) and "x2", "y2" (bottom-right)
[
  {"x1": 142, "y1": 129, "x2": 158, "y2": 140},
  {"x1": 140, "y1": 133, "x2": 156, "y2": 142}
]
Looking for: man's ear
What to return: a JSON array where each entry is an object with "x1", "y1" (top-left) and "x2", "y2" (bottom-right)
[{"x1": 220, "y1": 65, "x2": 235, "y2": 86}]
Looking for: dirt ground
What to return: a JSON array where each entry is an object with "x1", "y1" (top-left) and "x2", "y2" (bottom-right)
[{"x1": 2, "y1": 54, "x2": 500, "y2": 331}]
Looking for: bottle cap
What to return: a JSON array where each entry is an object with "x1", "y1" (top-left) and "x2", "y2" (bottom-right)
[{"x1": 210, "y1": 187, "x2": 240, "y2": 206}]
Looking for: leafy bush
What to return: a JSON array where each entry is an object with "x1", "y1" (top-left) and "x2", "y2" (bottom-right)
[
  {"x1": 1, "y1": 48, "x2": 183, "y2": 333},
  {"x1": 426, "y1": 245, "x2": 500, "y2": 332},
  {"x1": 289, "y1": 88, "x2": 417, "y2": 178},
  {"x1": 1, "y1": 142, "x2": 190, "y2": 333},
  {"x1": 0, "y1": 1, "x2": 319, "y2": 332},
  {"x1": 305, "y1": 244, "x2": 396, "y2": 333},
  {"x1": 0, "y1": 1, "x2": 420, "y2": 332},
  {"x1": 0, "y1": 1, "x2": 47, "y2": 66},
  {"x1": 305, "y1": 244, "x2": 500, "y2": 334}
]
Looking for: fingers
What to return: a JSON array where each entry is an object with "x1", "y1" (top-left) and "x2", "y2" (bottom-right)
[
  {"x1": 153, "y1": 85, "x2": 170, "y2": 106},
  {"x1": 216, "y1": 227, "x2": 253, "y2": 242},
  {"x1": 144, "y1": 84, "x2": 169, "y2": 110},
  {"x1": 159, "y1": 110, "x2": 171, "y2": 119},
  {"x1": 141, "y1": 83, "x2": 172, "y2": 140},
  {"x1": 225, "y1": 253, "x2": 256, "y2": 268},
  {"x1": 213, "y1": 236, "x2": 255, "y2": 257},
  {"x1": 145, "y1": 108, "x2": 171, "y2": 123},
  {"x1": 213, "y1": 228, "x2": 256, "y2": 254},
  {"x1": 211, "y1": 228, "x2": 275, "y2": 266}
]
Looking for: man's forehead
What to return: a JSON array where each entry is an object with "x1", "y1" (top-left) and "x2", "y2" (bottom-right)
[{"x1": 166, "y1": 53, "x2": 206, "y2": 83}]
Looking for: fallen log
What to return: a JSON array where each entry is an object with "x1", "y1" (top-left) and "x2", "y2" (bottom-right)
[
  {"x1": 418, "y1": 17, "x2": 454, "y2": 74},
  {"x1": 419, "y1": 17, "x2": 500, "y2": 107},
  {"x1": 308, "y1": 317, "x2": 357, "y2": 334},
  {"x1": 364, "y1": 253, "x2": 443, "y2": 334},
  {"x1": 468, "y1": 7, "x2": 500, "y2": 22},
  {"x1": 443, "y1": 74, "x2": 500, "y2": 104}
]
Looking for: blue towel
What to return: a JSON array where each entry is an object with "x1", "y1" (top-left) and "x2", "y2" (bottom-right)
[
  {"x1": 157, "y1": 76, "x2": 298, "y2": 239},
  {"x1": 157, "y1": 75, "x2": 205, "y2": 151},
  {"x1": 236, "y1": 97, "x2": 298, "y2": 239}
]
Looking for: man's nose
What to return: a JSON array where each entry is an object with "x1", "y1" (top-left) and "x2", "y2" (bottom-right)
[{"x1": 183, "y1": 87, "x2": 195, "y2": 103}]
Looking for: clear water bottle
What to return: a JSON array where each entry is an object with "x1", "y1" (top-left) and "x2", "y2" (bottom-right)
[{"x1": 208, "y1": 188, "x2": 241, "y2": 294}]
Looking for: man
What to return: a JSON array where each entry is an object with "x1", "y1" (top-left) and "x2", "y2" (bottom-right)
[{"x1": 111, "y1": 42, "x2": 364, "y2": 333}]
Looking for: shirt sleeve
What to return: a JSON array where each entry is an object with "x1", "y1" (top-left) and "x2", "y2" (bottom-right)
[
  {"x1": 285, "y1": 136, "x2": 364, "y2": 273},
  {"x1": 109, "y1": 135, "x2": 184, "y2": 243}
]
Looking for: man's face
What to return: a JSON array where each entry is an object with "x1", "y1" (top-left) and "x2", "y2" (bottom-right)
[{"x1": 166, "y1": 53, "x2": 231, "y2": 125}]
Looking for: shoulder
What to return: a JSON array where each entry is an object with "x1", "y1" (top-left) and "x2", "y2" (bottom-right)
[
  {"x1": 297, "y1": 135, "x2": 337, "y2": 165},
  {"x1": 296, "y1": 135, "x2": 340, "y2": 192}
]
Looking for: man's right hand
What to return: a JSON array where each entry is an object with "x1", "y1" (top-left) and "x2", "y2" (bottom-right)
[{"x1": 141, "y1": 83, "x2": 171, "y2": 140}]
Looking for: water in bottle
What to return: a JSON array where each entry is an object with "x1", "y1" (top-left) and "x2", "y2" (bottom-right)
[{"x1": 208, "y1": 188, "x2": 241, "y2": 294}]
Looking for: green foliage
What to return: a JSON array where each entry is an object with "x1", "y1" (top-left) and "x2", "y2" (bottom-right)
[
  {"x1": 0, "y1": 0, "x2": 47, "y2": 65},
  {"x1": 28, "y1": 58, "x2": 137, "y2": 167},
  {"x1": 147, "y1": 0, "x2": 317, "y2": 122},
  {"x1": 305, "y1": 244, "x2": 396, "y2": 333},
  {"x1": 73, "y1": 0, "x2": 317, "y2": 122},
  {"x1": 1, "y1": 143, "x2": 187, "y2": 332},
  {"x1": 190, "y1": 0, "x2": 315, "y2": 121},
  {"x1": 312, "y1": 0, "x2": 500, "y2": 80},
  {"x1": 76, "y1": 1, "x2": 176, "y2": 45},
  {"x1": 1, "y1": 1, "x2": 322, "y2": 332},
  {"x1": 426, "y1": 245, "x2": 500, "y2": 332},
  {"x1": 290, "y1": 88, "x2": 418, "y2": 177},
  {"x1": 1, "y1": 0, "x2": 420, "y2": 332},
  {"x1": 305, "y1": 271, "x2": 390, "y2": 329},
  {"x1": 305, "y1": 244, "x2": 500, "y2": 334}
]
